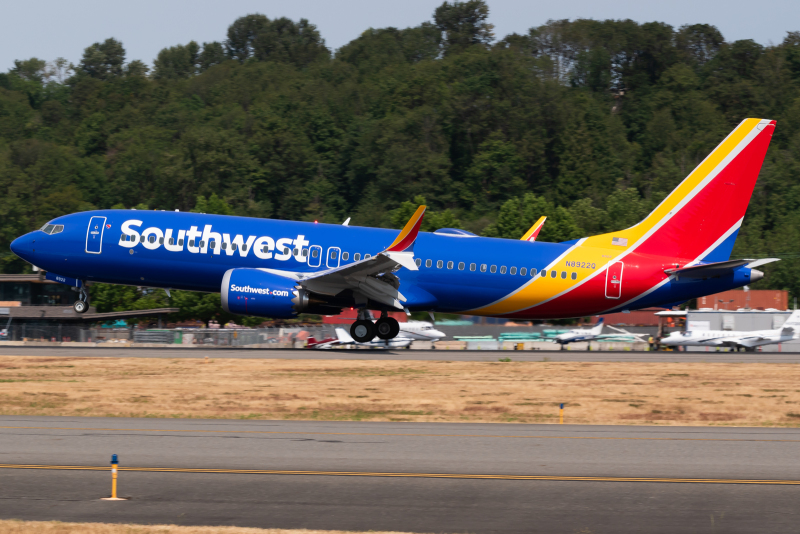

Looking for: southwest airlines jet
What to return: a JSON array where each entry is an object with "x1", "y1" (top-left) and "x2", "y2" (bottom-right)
[{"x1": 9, "y1": 119, "x2": 779, "y2": 343}]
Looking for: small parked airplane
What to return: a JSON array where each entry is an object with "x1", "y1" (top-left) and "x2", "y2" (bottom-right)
[
  {"x1": 553, "y1": 318, "x2": 645, "y2": 346},
  {"x1": 10, "y1": 119, "x2": 779, "y2": 344},
  {"x1": 308, "y1": 318, "x2": 445, "y2": 349},
  {"x1": 660, "y1": 310, "x2": 800, "y2": 351},
  {"x1": 308, "y1": 327, "x2": 414, "y2": 349}
]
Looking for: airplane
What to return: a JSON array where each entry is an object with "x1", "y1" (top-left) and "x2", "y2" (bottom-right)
[
  {"x1": 307, "y1": 317, "x2": 445, "y2": 349},
  {"x1": 660, "y1": 310, "x2": 800, "y2": 352},
  {"x1": 553, "y1": 318, "x2": 646, "y2": 346},
  {"x1": 9, "y1": 119, "x2": 779, "y2": 344},
  {"x1": 308, "y1": 327, "x2": 414, "y2": 349}
]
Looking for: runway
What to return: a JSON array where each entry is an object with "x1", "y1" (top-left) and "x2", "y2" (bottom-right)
[
  {"x1": 2, "y1": 417, "x2": 799, "y2": 532},
  {"x1": 3, "y1": 345, "x2": 800, "y2": 363}
]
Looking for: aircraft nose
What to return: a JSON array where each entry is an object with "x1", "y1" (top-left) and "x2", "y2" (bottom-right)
[{"x1": 9, "y1": 233, "x2": 35, "y2": 261}]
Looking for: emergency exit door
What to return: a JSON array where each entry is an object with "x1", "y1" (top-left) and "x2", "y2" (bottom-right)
[
  {"x1": 85, "y1": 216, "x2": 106, "y2": 254},
  {"x1": 605, "y1": 262, "x2": 624, "y2": 299}
]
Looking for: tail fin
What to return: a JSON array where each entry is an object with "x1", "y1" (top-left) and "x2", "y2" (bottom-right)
[
  {"x1": 335, "y1": 327, "x2": 356, "y2": 343},
  {"x1": 591, "y1": 318, "x2": 604, "y2": 335},
  {"x1": 585, "y1": 119, "x2": 775, "y2": 263},
  {"x1": 781, "y1": 310, "x2": 800, "y2": 331}
]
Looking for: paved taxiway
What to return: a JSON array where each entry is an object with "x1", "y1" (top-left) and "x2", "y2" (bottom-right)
[
  {"x1": 2, "y1": 416, "x2": 799, "y2": 532},
  {"x1": 3, "y1": 346, "x2": 800, "y2": 363}
]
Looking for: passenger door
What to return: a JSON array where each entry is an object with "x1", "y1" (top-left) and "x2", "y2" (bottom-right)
[
  {"x1": 326, "y1": 247, "x2": 341, "y2": 269},
  {"x1": 85, "y1": 216, "x2": 106, "y2": 254},
  {"x1": 605, "y1": 261, "x2": 624, "y2": 299},
  {"x1": 308, "y1": 245, "x2": 322, "y2": 267}
]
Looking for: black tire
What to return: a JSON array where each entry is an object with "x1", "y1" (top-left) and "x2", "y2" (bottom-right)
[
  {"x1": 351, "y1": 320, "x2": 376, "y2": 343},
  {"x1": 375, "y1": 317, "x2": 400, "y2": 340},
  {"x1": 73, "y1": 300, "x2": 88, "y2": 314}
]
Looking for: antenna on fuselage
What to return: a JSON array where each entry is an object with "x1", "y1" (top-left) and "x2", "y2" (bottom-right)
[{"x1": 342, "y1": 217, "x2": 351, "y2": 226}]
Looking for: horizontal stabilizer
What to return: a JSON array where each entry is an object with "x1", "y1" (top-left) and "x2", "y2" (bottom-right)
[{"x1": 664, "y1": 258, "x2": 778, "y2": 279}]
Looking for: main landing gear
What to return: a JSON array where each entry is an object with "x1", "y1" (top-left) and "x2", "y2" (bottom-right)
[
  {"x1": 350, "y1": 310, "x2": 400, "y2": 343},
  {"x1": 73, "y1": 287, "x2": 89, "y2": 314}
]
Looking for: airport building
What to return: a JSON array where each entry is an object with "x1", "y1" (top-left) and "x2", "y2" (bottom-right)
[{"x1": 0, "y1": 273, "x2": 177, "y2": 342}]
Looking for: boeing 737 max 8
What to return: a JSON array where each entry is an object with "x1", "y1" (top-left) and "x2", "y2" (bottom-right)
[{"x1": 9, "y1": 119, "x2": 779, "y2": 342}]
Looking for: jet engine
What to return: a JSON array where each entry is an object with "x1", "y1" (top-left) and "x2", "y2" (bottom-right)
[{"x1": 221, "y1": 268, "x2": 346, "y2": 318}]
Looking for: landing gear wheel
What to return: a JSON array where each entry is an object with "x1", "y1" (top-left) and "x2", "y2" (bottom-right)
[
  {"x1": 375, "y1": 317, "x2": 400, "y2": 340},
  {"x1": 351, "y1": 320, "x2": 376, "y2": 343},
  {"x1": 73, "y1": 300, "x2": 88, "y2": 314}
]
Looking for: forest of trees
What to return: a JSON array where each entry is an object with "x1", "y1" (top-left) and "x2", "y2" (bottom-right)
[{"x1": 2, "y1": 0, "x2": 800, "y2": 315}]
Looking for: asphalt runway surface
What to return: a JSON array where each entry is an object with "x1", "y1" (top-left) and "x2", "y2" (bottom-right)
[
  {"x1": 3, "y1": 346, "x2": 800, "y2": 363},
  {"x1": 2, "y1": 417, "x2": 800, "y2": 533}
]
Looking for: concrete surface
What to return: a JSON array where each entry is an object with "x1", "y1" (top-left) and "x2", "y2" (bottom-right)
[{"x1": 1, "y1": 416, "x2": 799, "y2": 533}]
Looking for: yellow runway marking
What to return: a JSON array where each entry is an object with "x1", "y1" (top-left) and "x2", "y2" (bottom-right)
[
  {"x1": 1, "y1": 463, "x2": 798, "y2": 485},
  {"x1": 1, "y1": 425, "x2": 799, "y2": 442}
]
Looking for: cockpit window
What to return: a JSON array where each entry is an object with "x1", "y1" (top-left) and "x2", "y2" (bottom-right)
[{"x1": 40, "y1": 223, "x2": 64, "y2": 235}]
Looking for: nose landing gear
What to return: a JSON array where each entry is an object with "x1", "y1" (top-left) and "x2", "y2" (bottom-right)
[{"x1": 73, "y1": 287, "x2": 89, "y2": 314}]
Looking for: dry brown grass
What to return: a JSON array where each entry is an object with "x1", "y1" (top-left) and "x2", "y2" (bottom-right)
[
  {"x1": 0, "y1": 520, "x2": 412, "y2": 534},
  {"x1": 1, "y1": 356, "x2": 799, "y2": 426}
]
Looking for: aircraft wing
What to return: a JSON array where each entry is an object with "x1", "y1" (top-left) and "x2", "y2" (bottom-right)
[
  {"x1": 520, "y1": 216, "x2": 547, "y2": 242},
  {"x1": 261, "y1": 206, "x2": 426, "y2": 310}
]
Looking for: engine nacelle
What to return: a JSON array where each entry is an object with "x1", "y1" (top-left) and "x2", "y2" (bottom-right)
[{"x1": 221, "y1": 268, "x2": 304, "y2": 319}]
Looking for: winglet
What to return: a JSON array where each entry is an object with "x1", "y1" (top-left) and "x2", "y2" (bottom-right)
[
  {"x1": 386, "y1": 205, "x2": 426, "y2": 252},
  {"x1": 521, "y1": 216, "x2": 547, "y2": 242}
]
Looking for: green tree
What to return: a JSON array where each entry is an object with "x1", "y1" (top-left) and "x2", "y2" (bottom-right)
[
  {"x1": 434, "y1": 0, "x2": 494, "y2": 55},
  {"x1": 77, "y1": 38, "x2": 126, "y2": 80}
]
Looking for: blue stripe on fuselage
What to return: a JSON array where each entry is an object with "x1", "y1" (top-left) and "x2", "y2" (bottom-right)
[{"x1": 29, "y1": 210, "x2": 570, "y2": 312}]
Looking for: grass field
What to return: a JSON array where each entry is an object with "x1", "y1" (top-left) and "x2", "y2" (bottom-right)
[
  {"x1": 1, "y1": 356, "x2": 799, "y2": 426},
  {"x1": 0, "y1": 520, "x2": 410, "y2": 534}
]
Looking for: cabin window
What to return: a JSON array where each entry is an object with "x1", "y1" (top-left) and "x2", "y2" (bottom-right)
[
  {"x1": 261, "y1": 246, "x2": 268, "y2": 253},
  {"x1": 415, "y1": 258, "x2": 422, "y2": 267},
  {"x1": 222, "y1": 242, "x2": 227, "y2": 250},
  {"x1": 436, "y1": 260, "x2": 443, "y2": 268},
  {"x1": 293, "y1": 248, "x2": 298, "y2": 256},
  {"x1": 520, "y1": 267, "x2": 527, "y2": 276},
  {"x1": 541, "y1": 270, "x2": 546, "y2": 277},
  {"x1": 531, "y1": 268, "x2": 537, "y2": 277},
  {"x1": 178, "y1": 239, "x2": 184, "y2": 246},
  {"x1": 500, "y1": 266, "x2": 507, "y2": 274},
  {"x1": 447, "y1": 261, "x2": 454, "y2": 269},
  {"x1": 561, "y1": 271, "x2": 566, "y2": 279},
  {"x1": 159, "y1": 237, "x2": 164, "y2": 245},
  {"x1": 303, "y1": 249, "x2": 308, "y2": 257},
  {"x1": 571, "y1": 272, "x2": 577, "y2": 280},
  {"x1": 313, "y1": 249, "x2": 320, "y2": 258},
  {"x1": 551, "y1": 270, "x2": 557, "y2": 278},
  {"x1": 148, "y1": 235, "x2": 155, "y2": 244},
  {"x1": 342, "y1": 252, "x2": 349, "y2": 261},
  {"x1": 353, "y1": 252, "x2": 360, "y2": 260},
  {"x1": 232, "y1": 244, "x2": 238, "y2": 251},
  {"x1": 490, "y1": 265, "x2": 497, "y2": 273},
  {"x1": 365, "y1": 254, "x2": 371, "y2": 259},
  {"x1": 199, "y1": 240, "x2": 205, "y2": 248},
  {"x1": 458, "y1": 262, "x2": 465, "y2": 270},
  {"x1": 470, "y1": 263, "x2": 476, "y2": 271},
  {"x1": 120, "y1": 234, "x2": 125, "y2": 242},
  {"x1": 480, "y1": 264, "x2": 487, "y2": 272},
  {"x1": 242, "y1": 245, "x2": 247, "y2": 252},
  {"x1": 510, "y1": 267, "x2": 517, "y2": 275},
  {"x1": 169, "y1": 238, "x2": 175, "y2": 246},
  {"x1": 283, "y1": 247, "x2": 289, "y2": 254},
  {"x1": 331, "y1": 250, "x2": 338, "y2": 259},
  {"x1": 426, "y1": 259, "x2": 432, "y2": 268},
  {"x1": 189, "y1": 240, "x2": 194, "y2": 247}
]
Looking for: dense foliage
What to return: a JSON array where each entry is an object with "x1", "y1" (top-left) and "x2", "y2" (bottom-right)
[{"x1": 2, "y1": 1, "x2": 800, "y2": 311}]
